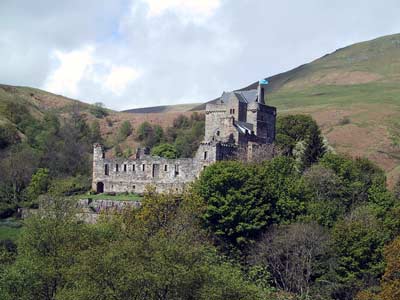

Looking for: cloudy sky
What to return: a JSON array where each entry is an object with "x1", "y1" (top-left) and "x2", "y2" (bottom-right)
[{"x1": 1, "y1": 0, "x2": 400, "y2": 110}]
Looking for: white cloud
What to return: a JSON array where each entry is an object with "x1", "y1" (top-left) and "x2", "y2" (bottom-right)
[
  {"x1": 142, "y1": 0, "x2": 221, "y2": 22},
  {"x1": 104, "y1": 66, "x2": 141, "y2": 95},
  {"x1": 44, "y1": 46, "x2": 94, "y2": 97},
  {"x1": 43, "y1": 45, "x2": 142, "y2": 102}
]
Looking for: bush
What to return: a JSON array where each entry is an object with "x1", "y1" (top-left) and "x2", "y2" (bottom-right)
[
  {"x1": 90, "y1": 102, "x2": 108, "y2": 118},
  {"x1": 0, "y1": 124, "x2": 19, "y2": 149},
  {"x1": 151, "y1": 143, "x2": 178, "y2": 158},
  {"x1": 48, "y1": 176, "x2": 91, "y2": 196}
]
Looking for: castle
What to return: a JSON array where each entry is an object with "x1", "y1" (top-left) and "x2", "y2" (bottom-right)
[{"x1": 92, "y1": 80, "x2": 276, "y2": 194}]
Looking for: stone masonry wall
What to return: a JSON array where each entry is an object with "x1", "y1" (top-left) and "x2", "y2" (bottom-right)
[{"x1": 93, "y1": 148, "x2": 205, "y2": 194}]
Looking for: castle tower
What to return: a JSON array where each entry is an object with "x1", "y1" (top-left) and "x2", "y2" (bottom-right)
[
  {"x1": 93, "y1": 143, "x2": 105, "y2": 161},
  {"x1": 257, "y1": 79, "x2": 268, "y2": 104},
  {"x1": 92, "y1": 144, "x2": 105, "y2": 192}
]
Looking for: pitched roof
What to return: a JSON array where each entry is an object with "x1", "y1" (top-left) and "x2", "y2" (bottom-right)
[
  {"x1": 234, "y1": 89, "x2": 258, "y2": 103},
  {"x1": 235, "y1": 121, "x2": 254, "y2": 134}
]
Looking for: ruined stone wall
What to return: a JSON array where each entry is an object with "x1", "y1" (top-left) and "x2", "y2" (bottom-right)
[{"x1": 93, "y1": 148, "x2": 205, "y2": 194}]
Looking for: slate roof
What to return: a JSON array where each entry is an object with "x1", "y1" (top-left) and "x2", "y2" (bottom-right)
[
  {"x1": 234, "y1": 89, "x2": 258, "y2": 103},
  {"x1": 219, "y1": 89, "x2": 258, "y2": 104},
  {"x1": 235, "y1": 121, "x2": 254, "y2": 134}
]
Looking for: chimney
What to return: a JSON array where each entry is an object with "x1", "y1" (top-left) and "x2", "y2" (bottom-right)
[{"x1": 257, "y1": 79, "x2": 269, "y2": 104}]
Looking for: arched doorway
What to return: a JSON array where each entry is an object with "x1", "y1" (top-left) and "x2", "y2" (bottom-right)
[{"x1": 96, "y1": 182, "x2": 104, "y2": 193}]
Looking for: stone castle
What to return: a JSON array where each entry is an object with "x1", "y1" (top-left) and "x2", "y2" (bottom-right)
[{"x1": 92, "y1": 80, "x2": 276, "y2": 194}]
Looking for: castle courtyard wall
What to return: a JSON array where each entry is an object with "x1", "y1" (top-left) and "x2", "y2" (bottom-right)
[{"x1": 92, "y1": 154, "x2": 205, "y2": 194}]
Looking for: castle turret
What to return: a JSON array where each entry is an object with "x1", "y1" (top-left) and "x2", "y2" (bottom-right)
[
  {"x1": 93, "y1": 143, "x2": 105, "y2": 161},
  {"x1": 257, "y1": 79, "x2": 269, "y2": 104}
]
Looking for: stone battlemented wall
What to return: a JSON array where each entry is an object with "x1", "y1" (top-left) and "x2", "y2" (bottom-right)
[{"x1": 93, "y1": 148, "x2": 206, "y2": 194}]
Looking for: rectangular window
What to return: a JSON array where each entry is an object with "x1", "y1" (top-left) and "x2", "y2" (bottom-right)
[
  {"x1": 124, "y1": 164, "x2": 127, "y2": 172},
  {"x1": 116, "y1": 164, "x2": 119, "y2": 172},
  {"x1": 174, "y1": 165, "x2": 179, "y2": 177},
  {"x1": 105, "y1": 164, "x2": 109, "y2": 176},
  {"x1": 152, "y1": 164, "x2": 160, "y2": 178},
  {"x1": 142, "y1": 164, "x2": 145, "y2": 171},
  {"x1": 204, "y1": 151, "x2": 208, "y2": 160},
  {"x1": 132, "y1": 165, "x2": 135, "y2": 172},
  {"x1": 164, "y1": 165, "x2": 168, "y2": 171}
]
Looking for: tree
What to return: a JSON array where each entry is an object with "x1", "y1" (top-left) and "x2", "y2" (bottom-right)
[
  {"x1": 194, "y1": 157, "x2": 306, "y2": 249},
  {"x1": 173, "y1": 115, "x2": 190, "y2": 129},
  {"x1": 26, "y1": 168, "x2": 50, "y2": 202},
  {"x1": 117, "y1": 120, "x2": 132, "y2": 142},
  {"x1": 0, "y1": 143, "x2": 39, "y2": 203},
  {"x1": 331, "y1": 206, "x2": 390, "y2": 300},
  {"x1": 249, "y1": 223, "x2": 330, "y2": 298},
  {"x1": 377, "y1": 236, "x2": 400, "y2": 300},
  {"x1": 151, "y1": 143, "x2": 178, "y2": 159},
  {"x1": 320, "y1": 153, "x2": 387, "y2": 208},
  {"x1": 0, "y1": 197, "x2": 95, "y2": 300},
  {"x1": 276, "y1": 115, "x2": 317, "y2": 156},
  {"x1": 0, "y1": 123, "x2": 19, "y2": 149},
  {"x1": 114, "y1": 144, "x2": 123, "y2": 157},
  {"x1": 302, "y1": 122, "x2": 326, "y2": 169},
  {"x1": 302, "y1": 165, "x2": 346, "y2": 227},
  {"x1": 89, "y1": 120, "x2": 102, "y2": 144},
  {"x1": 90, "y1": 102, "x2": 108, "y2": 118}
]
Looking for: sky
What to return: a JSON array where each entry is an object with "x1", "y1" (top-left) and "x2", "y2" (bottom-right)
[{"x1": 1, "y1": 0, "x2": 400, "y2": 111}]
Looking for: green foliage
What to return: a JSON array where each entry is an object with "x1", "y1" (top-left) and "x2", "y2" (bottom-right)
[
  {"x1": 0, "y1": 192, "x2": 265, "y2": 300},
  {"x1": 330, "y1": 206, "x2": 391, "y2": 299},
  {"x1": 117, "y1": 120, "x2": 132, "y2": 142},
  {"x1": 376, "y1": 236, "x2": 400, "y2": 300},
  {"x1": 3, "y1": 100, "x2": 31, "y2": 126},
  {"x1": 151, "y1": 143, "x2": 178, "y2": 158},
  {"x1": 114, "y1": 144, "x2": 123, "y2": 157},
  {"x1": 26, "y1": 168, "x2": 50, "y2": 202},
  {"x1": 0, "y1": 197, "x2": 95, "y2": 300},
  {"x1": 89, "y1": 102, "x2": 108, "y2": 118},
  {"x1": 135, "y1": 113, "x2": 205, "y2": 158},
  {"x1": 276, "y1": 114, "x2": 317, "y2": 155},
  {"x1": 276, "y1": 114, "x2": 325, "y2": 168},
  {"x1": 136, "y1": 121, "x2": 163, "y2": 148},
  {"x1": 122, "y1": 147, "x2": 133, "y2": 158},
  {"x1": 320, "y1": 153, "x2": 387, "y2": 208},
  {"x1": 302, "y1": 165, "x2": 346, "y2": 227},
  {"x1": 0, "y1": 123, "x2": 19, "y2": 149},
  {"x1": 302, "y1": 122, "x2": 326, "y2": 169},
  {"x1": 48, "y1": 175, "x2": 91, "y2": 197},
  {"x1": 89, "y1": 120, "x2": 102, "y2": 144},
  {"x1": 195, "y1": 157, "x2": 306, "y2": 249}
]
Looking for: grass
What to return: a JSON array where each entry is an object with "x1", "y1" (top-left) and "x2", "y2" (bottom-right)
[
  {"x1": 0, "y1": 218, "x2": 23, "y2": 241},
  {"x1": 71, "y1": 193, "x2": 143, "y2": 201},
  {"x1": 269, "y1": 82, "x2": 400, "y2": 111}
]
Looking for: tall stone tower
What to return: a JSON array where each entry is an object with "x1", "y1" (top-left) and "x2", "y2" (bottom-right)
[
  {"x1": 247, "y1": 79, "x2": 276, "y2": 143},
  {"x1": 92, "y1": 144, "x2": 105, "y2": 192}
]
